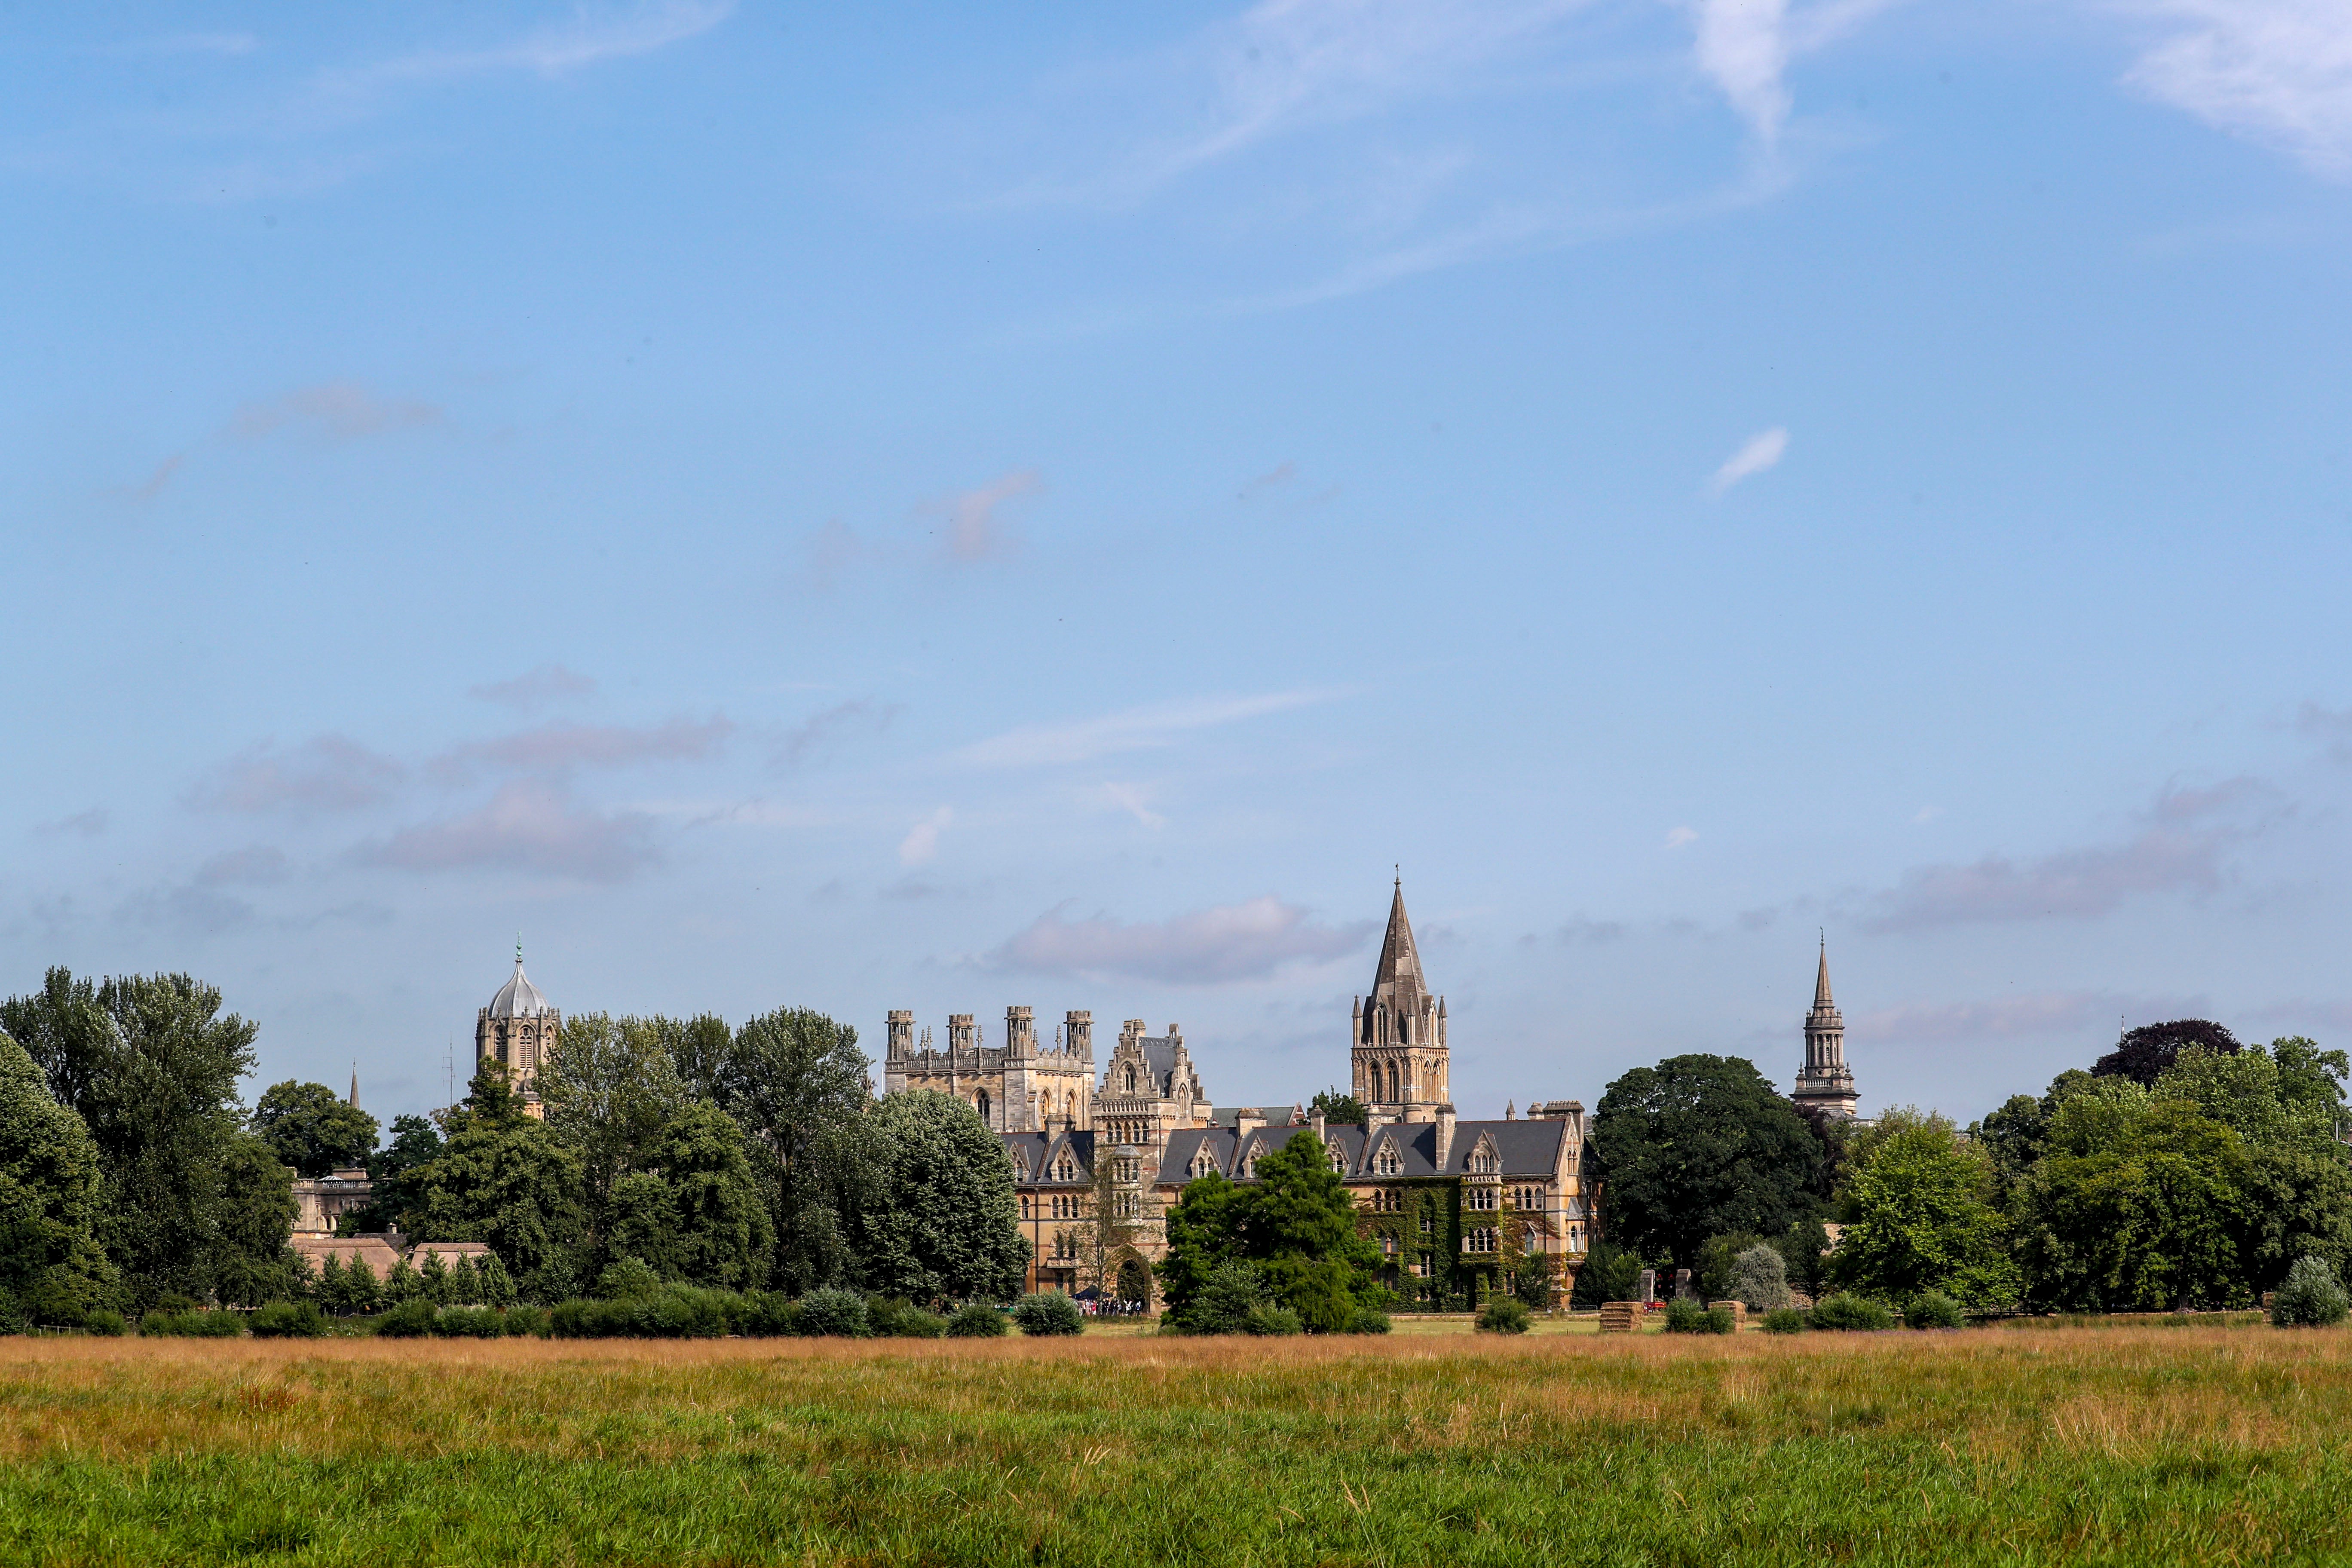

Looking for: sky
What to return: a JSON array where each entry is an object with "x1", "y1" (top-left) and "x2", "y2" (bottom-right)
[{"x1": 6, "y1": 0, "x2": 2352, "y2": 1129}]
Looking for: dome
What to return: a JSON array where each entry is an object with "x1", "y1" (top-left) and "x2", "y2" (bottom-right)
[{"x1": 487, "y1": 957, "x2": 552, "y2": 1020}]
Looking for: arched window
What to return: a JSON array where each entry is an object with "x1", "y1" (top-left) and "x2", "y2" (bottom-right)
[
  {"x1": 1329, "y1": 1149, "x2": 1347, "y2": 1175},
  {"x1": 976, "y1": 1090, "x2": 990, "y2": 1124},
  {"x1": 1122, "y1": 1063, "x2": 1137, "y2": 1093}
]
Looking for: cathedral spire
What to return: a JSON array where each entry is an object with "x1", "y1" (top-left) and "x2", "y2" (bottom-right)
[
  {"x1": 1815, "y1": 933, "x2": 1832, "y2": 1007},
  {"x1": 1371, "y1": 878, "x2": 1427, "y2": 1011}
]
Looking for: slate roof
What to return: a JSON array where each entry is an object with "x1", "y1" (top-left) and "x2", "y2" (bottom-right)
[
  {"x1": 1003, "y1": 1129, "x2": 1100, "y2": 1183},
  {"x1": 1157, "y1": 1117, "x2": 1568, "y2": 1185}
]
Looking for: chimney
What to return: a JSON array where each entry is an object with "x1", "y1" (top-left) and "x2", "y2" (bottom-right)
[{"x1": 1434, "y1": 1105, "x2": 1457, "y2": 1170}]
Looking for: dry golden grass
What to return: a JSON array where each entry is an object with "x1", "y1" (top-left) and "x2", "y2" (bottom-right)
[{"x1": 2, "y1": 1322, "x2": 2347, "y2": 1564}]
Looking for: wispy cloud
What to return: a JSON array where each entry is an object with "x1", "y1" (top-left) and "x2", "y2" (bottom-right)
[
  {"x1": 34, "y1": 808, "x2": 110, "y2": 839},
  {"x1": 305, "y1": 2, "x2": 735, "y2": 116},
  {"x1": 187, "y1": 735, "x2": 405, "y2": 814},
  {"x1": 1862, "y1": 781, "x2": 2270, "y2": 932},
  {"x1": 988, "y1": 896, "x2": 1377, "y2": 983},
  {"x1": 1684, "y1": 0, "x2": 1896, "y2": 144},
  {"x1": 1102, "y1": 782, "x2": 1167, "y2": 829},
  {"x1": 958, "y1": 690, "x2": 1333, "y2": 768},
  {"x1": 937, "y1": 469, "x2": 1041, "y2": 563},
  {"x1": 776, "y1": 699, "x2": 896, "y2": 770},
  {"x1": 469, "y1": 664, "x2": 597, "y2": 710},
  {"x1": 117, "y1": 845, "x2": 291, "y2": 934},
  {"x1": 429, "y1": 717, "x2": 733, "y2": 780},
  {"x1": 361, "y1": 780, "x2": 657, "y2": 882},
  {"x1": 1852, "y1": 989, "x2": 2211, "y2": 1047},
  {"x1": 2120, "y1": 0, "x2": 2352, "y2": 177},
  {"x1": 1665, "y1": 825, "x2": 1700, "y2": 848},
  {"x1": 1709, "y1": 426, "x2": 1788, "y2": 493},
  {"x1": 229, "y1": 381, "x2": 444, "y2": 442},
  {"x1": 899, "y1": 807, "x2": 953, "y2": 866}
]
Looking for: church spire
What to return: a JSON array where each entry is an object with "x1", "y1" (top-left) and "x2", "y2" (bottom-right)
[
  {"x1": 1794, "y1": 935, "x2": 1858, "y2": 1119},
  {"x1": 1370, "y1": 877, "x2": 1428, "y2": 1011},
  {"x1": 1815, "y1": 933, "x2": 1832, "y2": 1007}
]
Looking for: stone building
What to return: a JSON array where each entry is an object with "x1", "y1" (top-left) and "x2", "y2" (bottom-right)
[
  {"x1": 883, "y1": 1007, "x2": 1106, "y2": 1133},
  {"x1": 1792, "y1": 939, "x2": 1859, "y2": 1119},
  {"x1": 984, "y1": 880, "x2": 1593, "y2": 1304},
  {"x1": 477, "y1": 946, "x2": 559, "y2": 1118}
]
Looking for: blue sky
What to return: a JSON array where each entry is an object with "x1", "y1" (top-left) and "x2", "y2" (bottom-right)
[{"x1": 7, "y1": 0, "x2": 2352, "y2": 1126}]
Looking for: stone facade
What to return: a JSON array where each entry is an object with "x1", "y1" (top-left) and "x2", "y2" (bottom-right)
[
  {"x1": 883, "y1": 1007, "x2": 1106, "y2": 1133},
  {"x1": 1792, "y1": 940, "x2": 1859, "y2": 1119},
  {"x1": 983, "y1": 880, "x2": 1593, "y2": 1303}
]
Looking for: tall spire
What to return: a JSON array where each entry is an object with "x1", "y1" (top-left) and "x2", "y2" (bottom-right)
[
  {"x1": 348, "y1": 1063, "x2": 358, "y2": 1109},
  {"x1": 1794, "y1": 935, "x2": 1857, "y2": 1119},
  {"x1": 1370, "y1": 878, "x2": 1428, "y2": 1012},
  {"x1": 1815, "y1": 932, "x2": 1832, "y2": 1006}
]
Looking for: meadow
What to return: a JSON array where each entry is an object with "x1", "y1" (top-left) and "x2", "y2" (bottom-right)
[{"x1": 0, "y1": 1320, "x2": 2346, "y2": 1566}]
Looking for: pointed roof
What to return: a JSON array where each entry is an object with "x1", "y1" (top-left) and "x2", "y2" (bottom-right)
[
  {"x1": 1370, "y1": 878, "x2": 1430, "y2": 1014},
  {"x1": 487, "y1": 949, "x2": 552, "y2": 1020},
  {"x1": 1813, "y1": 937, "x2": 1835, "y2": 1011}
]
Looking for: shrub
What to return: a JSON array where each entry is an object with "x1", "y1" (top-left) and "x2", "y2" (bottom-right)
[
  {"x1": 1011, "y1": 1293, "x2": 1085, "y2": 1337},
  {"x1": 433, "y1": 1306, "x2": 504, "y2": 1339},
  {"x1": 550, "y1": 1286, "x2": 731, "y2": 1339},
  {"x1": 372, "y1": 1298, "x2": 439, "y2": 1339},
  {"x1": 1244, "y1": 1305, "x2": 1303, "y2": 1336},
  {"x1": 1734, "y1": 1244, "x2": 1792, "y2": 1313},
  {"x1": 248, "y1": 1301, "x2": 329, "y2": 1338},
  {"x1": 595, "y1": 1258, "x2": 665, "y2": 1299},
  {"x1": 737, "y1": 1292, "x2": 802, "y2": 1338},
  {"x1": 867, "y1": 1297, "x2": 947, "y2": 1338},
  {"x1": 1345, "y1": 1308, "x2": 1392, "y2": 1335},
  {"x1": 946, "y1": 1304, "x2": 1008, "y2": 1338},
  {"x1": 1809, "y1": 1294, "x2": 1895, "y2": 1332},
  {"x1": 1662, "y1": 1298, "x2": 1710, "y2": 1334},
  {"x1": 81, "y1": 1310, "x2": 126, "y2": 1338},
  {"x1": 1476, "y1": 1298, "x2": 1531, "y2": 1334},
  {"x1": 1762, "y1": 1308, "x2": 1807, "y2": 1335},
  {"x1": 1908, "y1": 1292, "x2": 1966, "y2": 1330},
  {"x1": 797, "y1": 1286, "x2": 870, "y2": 1338},
  {"x1": 502, "y1": 1305, "x2": 550, "y2": 1339},
  {"x1": 1175, "y1": 1260, "x2": 1271, "y2": 1335},
  {"x1": 141, "y1": 1311, "x2": 245, "y2": 1338},
  {"x1": 2271, "y1": 1256, "x2": 2351, "y2": 1328}
]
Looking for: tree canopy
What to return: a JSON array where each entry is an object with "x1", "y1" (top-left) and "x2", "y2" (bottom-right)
[
  {"x1": 1158, "y1": 1131, "x2": 1381, "y2": 1332},
  {"x1": 1586, "y1": 1054, "x2": 1825, "y2": 1266},
  {"x1": 1829, "y1": 1108, "x2": 2018, "y2": 1311},
  {"x1": 851, "y1": 1090, "x2": 1028, "y2": 1304},
  {"x1": 251, "y1": 1080, "x2": 380, "y2": 1177},
  {"x1": 0, "y1": 1029, "x2": 115, "y2": 1325},
  {"x1": 2092, "y1": 1018, "x2": 2241, "y2": 1087}
]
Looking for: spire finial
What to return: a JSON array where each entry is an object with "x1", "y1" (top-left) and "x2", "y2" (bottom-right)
[{"x1": 515, "y1": 932, "x2": 524, "y2": 968}]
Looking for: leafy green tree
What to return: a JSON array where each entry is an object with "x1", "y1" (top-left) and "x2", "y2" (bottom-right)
[
  {"x1": 852, "y1": 1090, "x2": 1027, "y2": 1303},
  {"x1": 1586, "y1": 1054, "x2": 1825, "y2": 1266},
  {"x1": 2015, "y1": 1081, "x2": 2252, "y2": 1310},
  {"x1": 1242, "y1": 1132, "x2": 1383, "y2": 1331},
  {"x1": 0, "y1": 1029, "x2": 116, "y2": 1323},
  {"x1": 345, "y1": 1113, "x2": 443, "y2": 1234},
  {"x1": 1772, "y1": 1216, "x2": 1834, "y2": 1298},
  {"x1": 712, "y1": 1007, "x2": 874, "y2": 1293},
  {"x1": 539, "y1": 1012, "x2": 689, "y2": 1258},
  {"x1": 411, "y1": 1060, "x2": 588, "y2": 1300},
  {"x1": 605, "y1": 1103, "x2": 775, "y2": 1289},
  {"x1": 1829, "y1": 1108, "x2": 2019, "y2": 1311},
  {"x1": 208, "y1": 1133, "x2": 300, "y2": 1306},
  {"x1": 250, "y1": 1080, "x2": 380, "y2": 1178},
  {"x1": 1568, "y1": 1238, "x2": 1641, "y2": 1308},
  {"x1": 2153, "y1": 1039, "x2": 2352, "y2": 1289},
  {"x1": 664, "y1": 1013, "x2": 735, "y2": 1104},
  {"x1": 2092, "y1": 1018, "x2": 2240, "y2": 1087},
  {"x1": 0, "y1": 969, "x2": 260, "y2": 1309},
  {"x1": 1157, "y1": 1134, "x2": 1379, "y2": 1332},
  {"x1": 1308, "y1": 1087, "x2": 1367, "y2": 1127}
]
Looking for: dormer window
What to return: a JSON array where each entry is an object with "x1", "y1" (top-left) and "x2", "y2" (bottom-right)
[
  {"x1": 1374, "y1": 1146, "x2": 1401, "y2": 1176},
  {"x1": 1329, "y1": 1150, "x2": 1347, "y2": 1175}
]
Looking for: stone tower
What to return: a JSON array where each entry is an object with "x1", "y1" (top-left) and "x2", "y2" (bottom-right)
[
  {"x1": 1352, "y1": 878, "x2": 1450, "y2": 1122},
  {"x1": 476, "y1": 944, "x2": 558, "y2": 1119},
  {"x1": 1792, "y1": 939, "x2": 1859, "y2": 1119},
  {"x1": 882, "y1": 1005, "x2": 1096, "y2": 1132}
]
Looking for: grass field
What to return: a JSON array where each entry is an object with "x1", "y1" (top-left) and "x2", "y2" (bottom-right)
[{"x1": 2, "y1": 1319, "x2": 2346, "y2": 1565}]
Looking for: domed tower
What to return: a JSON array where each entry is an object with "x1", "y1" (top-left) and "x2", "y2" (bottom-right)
[
  {"x1": 476, "y1": 943, "x2": 559, "y2": 1119},
  {"x1": 1792, "y1": 938, "x2": 1858, "y2": 1119},
  {"x1": 1352, "y1": 877, "x2": 1449, "y2": 1122}
]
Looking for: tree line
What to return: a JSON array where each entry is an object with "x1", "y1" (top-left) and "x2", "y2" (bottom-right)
[
  {"x1": 1580, "y1": 1020, "x2": 2352, "y2": 1314},
  {"x1": 0, "y1": 970, "x2": 1031, "y2": 1325}
]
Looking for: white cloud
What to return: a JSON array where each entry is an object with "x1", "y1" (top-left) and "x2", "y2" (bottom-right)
[
  {"x1": 988, "y1": 896, "x2": 1376, "y2": 983},
  {"x1": 314, "y1": 1, "x2": 733, "y2": 106},
  {"x1": 187, "y1": 735, "x2": 405, "y2": 814},
  {"x1": 1103, "y1": 782, "x2": 1167, "y2": 829},
  {"x1": 1684, "y1": 0, "x2": 1895, "y2": 144},
  {"x1": 1665, "y1": 825, "x2": 1700, "y2": 848},
  {"x1": 469, "y1": 664, "x2": 597, "y2": 710},
  {"x1": 957, "y1": 690, "x2": 1332, "y2": 768},
  {"x1": 899, "y1": 807, "x2": 953, "y2": 866},
  {"x1": 430, "y1": 717, "x2": 733, "y2": 779},
  {"x1": 2122, "y1": 0, "x2": 2352, "y2": 177},
  {"x1": 229, "y1": 381, "x2": 444, "y2": 442},
  {"x1": 1709, "y1": 426, "x2": 1788, "y2": 493}
]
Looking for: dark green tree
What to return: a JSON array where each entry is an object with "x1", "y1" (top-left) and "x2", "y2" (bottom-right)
[
  {"x1": 1158, "y1": 1171, "x2": 1251, "y2": 1325},
  {"x1": 251, "y1": 1080, "x2": 380, "y2": 1177},
  {"x1": 2153, "y1": 1038, "x2": 2352, "y2": 1289},
  {"x1": 1308, "y1": 1087, "x2": 1367, "y2": 1128},
  {"x1": 2015, "y1": 1081, "x2": 2252, "y2": 1310},
  {"x1": 208, "y1": 1132, "x2": 300, "y2": 1306},
  {"x1": 852, "y1": 1090, "x2": 1028, "y2": 1303},
  {"x1": 345, "y1": 1113, "x2": 443, "y2": 1234},
  {"x1": 1567, "y1": 1238, "x2": 1640, "y2": 1308},
  {"x1": 0, "y1": 1030, "x2": 116, "y2": 1323},
  {"x1": 539, "y1": 1011, "x2": 688, "y2": 1263},
  {"x1": 0, "y1": 969, "x2": 261, "y2": 1309},
  {"x1": 711, "y1": 1007, "x2": 873, "y2": 1293},
  {"x1": 1586, "y1": 1054, "x2": 1825, "y2": 1267},
  {"x1": 666, "y1": 1013, "x2": 735, "y2": 1104},
  {"x1": 1242, "y1": 1131, "x2": 1382, "y2": 1331},
  {"x1": 2092, "y1": 1018, "x2": 2240, "y2": 1087},
  {"x1": 608, "y1": 1103, "x2": 775, "y2": 1290},
  {"x1": 411, "y1": 1060, "x2": 588, "y2": 1300}
]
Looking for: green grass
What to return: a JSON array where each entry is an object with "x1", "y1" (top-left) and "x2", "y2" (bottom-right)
[{"x1": 0, "y1": 1320, "x2": 2345, "y2": 1565}]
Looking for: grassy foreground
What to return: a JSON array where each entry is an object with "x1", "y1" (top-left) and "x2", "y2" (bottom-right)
[{"x1": 1, "y1": 1323, "x2": 2348, "y2": 1565}]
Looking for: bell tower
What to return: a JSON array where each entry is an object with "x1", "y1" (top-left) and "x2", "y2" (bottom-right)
[{"x1": 1792, "y1": 937, "x2": 1859, "y2": 1119}]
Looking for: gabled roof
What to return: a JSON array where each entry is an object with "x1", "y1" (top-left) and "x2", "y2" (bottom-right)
[
  {"x1": 1155, "y1": 1117, "x2": 1568, "y2": 1185},
  {"x1": 1001, "y1": 1130, "x2": 1097, "y2": 1182}
]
